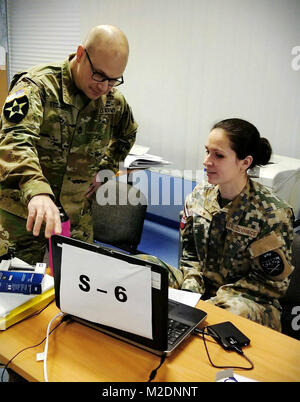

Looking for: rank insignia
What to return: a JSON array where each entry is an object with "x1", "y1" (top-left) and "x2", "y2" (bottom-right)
[{"x1": 3, "y1": 88, "x2": 29, "y2": 123}]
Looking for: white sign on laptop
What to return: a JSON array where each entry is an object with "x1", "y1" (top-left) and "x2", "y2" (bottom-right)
[{"x1": 59, "y1": 243, "x2": 153, "y2": 339}]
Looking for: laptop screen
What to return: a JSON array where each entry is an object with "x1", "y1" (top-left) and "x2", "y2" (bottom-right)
[{"x1": 51, "y1": 235, "x2": 169, "y2": 352}]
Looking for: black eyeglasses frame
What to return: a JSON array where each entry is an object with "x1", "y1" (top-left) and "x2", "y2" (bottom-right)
[{"x1": 84, "y1": 49, "x2": 124, "y2": 87}]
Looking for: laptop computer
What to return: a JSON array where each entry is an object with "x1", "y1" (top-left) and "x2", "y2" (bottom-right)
[{"x1": 51, "y1": 235, "x2": 207, "y2": 356}]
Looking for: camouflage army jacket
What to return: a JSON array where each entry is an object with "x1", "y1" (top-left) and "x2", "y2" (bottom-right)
[
  {"x1": 179, "y1": 178, "x2": 294, "y2": 305},
  {"x1": 0, "y1": 55, "x2": 137, "y2": 222}
]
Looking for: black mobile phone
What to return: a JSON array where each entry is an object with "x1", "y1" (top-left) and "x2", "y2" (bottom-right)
[{"x1": 206, "y1": 321, "x2": 250, "y2": 350}]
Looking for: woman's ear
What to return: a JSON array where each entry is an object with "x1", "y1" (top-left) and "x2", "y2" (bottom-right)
[{"x1": 242, "y1": 155, "x2": 253, "y2": 171}]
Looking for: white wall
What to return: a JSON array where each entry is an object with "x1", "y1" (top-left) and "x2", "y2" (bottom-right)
[
  {"x1": 7, "y1": 0, "x2": 300, "y2": 172},
  {"x1": 80, "y1": 0, "x2": 300, "y2": 171}
]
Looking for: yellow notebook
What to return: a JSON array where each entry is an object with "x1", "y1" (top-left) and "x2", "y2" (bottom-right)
[{"x1": 0, "y1": 275, "x2": 55, "y2": 330}]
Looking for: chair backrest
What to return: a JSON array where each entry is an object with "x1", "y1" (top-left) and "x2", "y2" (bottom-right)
[
  {"x1": 92, "y1": 180, "x2": 147, "y2": 253},
  {"x1": 280, "y1": 228, "x2": 300, "y2": 339},
  {"x1": 281, "y1": 232, "x2": 300, "y2": 303}
]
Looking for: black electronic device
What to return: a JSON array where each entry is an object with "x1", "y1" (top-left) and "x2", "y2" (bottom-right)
[
  {"x1": 206, "y1": 321, "x2": 250, "y2": 351},
  {"x1": 51, "y1": 235, "x2": 207, "y2": 356}
]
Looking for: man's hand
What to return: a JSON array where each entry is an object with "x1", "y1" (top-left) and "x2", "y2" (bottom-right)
[{"x1": 26, "y1": 195, "x2": 62, "y2": 238}]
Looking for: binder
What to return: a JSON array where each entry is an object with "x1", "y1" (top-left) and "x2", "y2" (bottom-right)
[
  {"x1": 0, "y1": 271, "x2": 44, "y2": 295},
  {"x1": 0, "y1": 258, "x2": 47, "y2": 295}
]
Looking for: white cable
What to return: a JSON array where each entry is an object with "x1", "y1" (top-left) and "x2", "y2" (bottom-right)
[{"x1": 40, "y1": 311, "x2": 63, "y2": 382}]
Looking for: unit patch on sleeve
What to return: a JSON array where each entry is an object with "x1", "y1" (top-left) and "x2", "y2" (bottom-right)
[
  {"x1": 3, "y1": 88, "x2": 29, "y2": 124},
  {"x1": 259, "y1": 250, "x2": 284, "y2": 277}
]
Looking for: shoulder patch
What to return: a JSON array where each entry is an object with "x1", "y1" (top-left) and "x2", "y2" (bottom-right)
[
  {"x1": 259, "y1": 250, "x2": 284, "y2": 277},
  {"x1": 3, "y1": 88, "x2": 29, "y2": 123},
  {"x1": 258, "y1": 248, "x2": 293, "y2": 281}
]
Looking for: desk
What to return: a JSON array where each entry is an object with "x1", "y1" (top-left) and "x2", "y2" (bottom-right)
[{"x1": 0, "y1": 300, "x2": 300, "y2": 382}]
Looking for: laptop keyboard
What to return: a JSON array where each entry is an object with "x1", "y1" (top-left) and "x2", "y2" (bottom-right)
[{"x1": 167, "y1": 318, "x2": 190, "y2": 348}]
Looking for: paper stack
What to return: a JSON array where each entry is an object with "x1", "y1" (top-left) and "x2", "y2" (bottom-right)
[
  {"x1": 0, "y1": 257, "x2": 55, "y2": 330},
  {"x1": 124, "y1": 144, "x2": 172, "y2": 169}
]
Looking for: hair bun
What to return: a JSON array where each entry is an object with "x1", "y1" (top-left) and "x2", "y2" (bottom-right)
[
  {"x1": 211, "y1": 118, "x2": 273, "y2": 169},
  {"x1": 257, "y1": 137, "x2": 272, "y2": 166}
]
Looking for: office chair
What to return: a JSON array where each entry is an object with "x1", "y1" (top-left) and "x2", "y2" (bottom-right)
[
  {"x1": 280, "y1": 221, "x2": 300, "y2": 340},
  {"x1": 92, "y1": 179, "x2": 147, "y2": 253}
]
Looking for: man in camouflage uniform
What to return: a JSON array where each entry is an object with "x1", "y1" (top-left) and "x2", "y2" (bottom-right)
[
  {"x1": 0, "y1": 25, "x2": 137, "y2": 264},
  {"x1": 140, "y1": 178, "x2": 294, "y2": 331}
]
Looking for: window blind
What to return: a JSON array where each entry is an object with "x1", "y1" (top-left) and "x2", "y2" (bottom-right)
[{"x1": 7, "y1": 0, "x2": 80, "y2": 82}]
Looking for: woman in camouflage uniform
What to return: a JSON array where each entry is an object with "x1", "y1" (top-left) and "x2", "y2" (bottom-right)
[{"x1": 142, "y1": 118, "x2": 294, "y2": 331}]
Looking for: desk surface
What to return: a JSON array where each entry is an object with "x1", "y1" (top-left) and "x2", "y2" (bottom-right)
[{"x1": 0, "y1": 300, "x2": 300, "y2": 382}]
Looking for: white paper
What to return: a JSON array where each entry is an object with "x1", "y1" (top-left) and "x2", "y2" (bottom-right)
[
  {"x1": 124, "y1": 154, "x2": 172, "y2": 169},
  {"x1": 129, "y1": 144, "x2": 150, "y2": 156},
  {"x1": 168, "y1": 287, "x2": 201, "y2": 307},
  {"x1": 0, "y1": 257, "x2": 46, "y2": 274},
  {"x1": 60, "y1": 244, "x2": 153, "y2": 339},
  {"x1": 151, "y1": 272, "x2": 161, "y2": 290}
]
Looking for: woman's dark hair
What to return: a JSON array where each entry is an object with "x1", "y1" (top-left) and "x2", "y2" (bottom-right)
[{"x1": 212, "y1": 118, "x2": 272, "y2": 169}]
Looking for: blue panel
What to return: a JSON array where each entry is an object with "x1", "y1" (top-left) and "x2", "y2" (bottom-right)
[{"x1": 138, "y1": 219, "x2": 179, "y2": 268}]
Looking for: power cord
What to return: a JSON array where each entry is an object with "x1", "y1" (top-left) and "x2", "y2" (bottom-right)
[
  {"x1": 5, "y1": 299, "x2": 55, "y2": 331},
  {"x1": 194, "y1": 327, "x2": 254, "y2": 370},
  {"x1": 148, "y1": 353, "x2": 167, "y2": 382},
  {"x1": 36, "y1": 312, "x2": 64, "y2": 382},
  {"x1": 0, "y1": 312, "x2": 68, "y2": 382}
]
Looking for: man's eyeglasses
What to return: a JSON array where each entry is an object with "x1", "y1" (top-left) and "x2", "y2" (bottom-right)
[{"x1": 85, "y1": 49, "x2": 124, "y2": 87}]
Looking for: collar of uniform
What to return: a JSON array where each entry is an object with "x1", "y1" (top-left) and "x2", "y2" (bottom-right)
[
  {"x1": 61, "y1": 54, "x2": 86, "y2": 108},
  {"x1": 203, "y1": 178, "x2": 251, "y2": 220},
  {"x1": 62, "y1": 54, "x2": 106, "y2": 112},
  {"x1": 100, "y1": 89, "x2": 116, "y2": 107},
  {"x1": 203, "y1": 185, "x2": 221, "y2": 215},
  {"x1": 225, "y1": 178, "x2": 251, "y2": 224}
]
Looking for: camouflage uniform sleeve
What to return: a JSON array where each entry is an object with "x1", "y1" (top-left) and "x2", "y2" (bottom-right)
[
  {"x1": 0, "y1": 78, "x2": 54, "y2": 205},
  {"x1": 179, "y1": 192, "x2": 206, "y2": 294},
  {"x1": 216, "y1": 207, "x2": 294, "y2": 303},
  {"x1": 98, "y1": 92, "x2": 137, "y2": 174}
]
